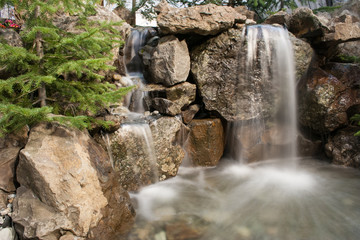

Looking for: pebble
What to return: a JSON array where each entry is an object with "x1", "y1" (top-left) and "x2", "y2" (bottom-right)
[{"x1": 0, "y1": 216, "x2": 4, "y2": 225}]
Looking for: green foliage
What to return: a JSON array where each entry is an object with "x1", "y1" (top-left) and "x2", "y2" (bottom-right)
[
  {"x1": 313, "y1": 5, "x2": 341, "y2": 14},
  {"x1": 350, "y1": 114, "x2": 360, "y2": 136},
  {"x1": 336, "y1": 55, "x2": 360, "y2": 64},
  {"x1": 0, "y1": 104, "x2": 52, "y2": 136},
  {"x1": 0, "y1": 0, "x2": 132, "y2": 135}
]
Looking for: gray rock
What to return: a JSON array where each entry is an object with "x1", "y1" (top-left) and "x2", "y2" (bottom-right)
[
  {"x1": 150, "y1": 117, "x2": 189, "y2": 181},
  {"x1": 144, "y1": 82, "x2": 197, "y2": 116},
  {"x1": 12, "y1": 186, "x2": 70, "y2": 240},
  {"x1": 289, "y1": 7, "x2": 327, "y2": 38},
  {"x1": 181, "y1": 104, "x2": 201, "y2": 124},
  {"x1": 147, "y1": 35, "x2": 190, "y2": 87},
  {"x1": 0, "y1": 29, "x2": 22, "y2": 47},
  {"x1": 191, "y1": 28, "x2": 309, "y2": 121},
  {"x1": 298, "y1": 67, "x2": 358, "y2": 134},
  {"x1": 152, "y1": 98, "x2": 182, "y2": 116},
  {"x1": 325, "y1": 126, "x2": 360, "y2": 168},
  {"x1": 290, "y1": 34, "x2": 314, "y2": 81},
  {"x1": 264, "y1": 11, "x2": 290, "y2": 26},
  {"x1": 0, "y1": 226, "x2": 16, "y2": 240},
  {"x1": 104, "y1": 123, "x2": 158, "y2": 191},
  {"x1": 156, "y1": 2, "x2": 246, "y2": 35}
]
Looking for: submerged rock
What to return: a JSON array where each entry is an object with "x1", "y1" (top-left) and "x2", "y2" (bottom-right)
[
  {"x1": 156, "y1": 2, "x2": 246, "y2": 35},
  {"x1": 325, "y1": 126, "x2": 360, "y2": 168},
  {"x1": 186, "y1": 119, "x2": 224, "y2": 166}
]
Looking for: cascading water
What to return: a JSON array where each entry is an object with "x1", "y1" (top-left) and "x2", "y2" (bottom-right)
[
  {"x1": 126, "y1": 25, "x2": 360, "y2": 240},
  {"x1": 122, "y1": 28, "x2": 151, "y2": 113},
  {"x1": 226, "y1": 25, "x2": 297, "y2": 164}
]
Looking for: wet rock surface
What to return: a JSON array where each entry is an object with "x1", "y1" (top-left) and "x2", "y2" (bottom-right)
[
  {"x1": 186, "y1": 119, "x2": 224, "y2": 166},
  {"x1": 325, "y1": 126, "x2": 360, "y2": 168},
  {"x1": 150, "y1": 117, "x2": 189, "y2": 180},
  {"x1": 156, "y1": 2, "x2": 246, "y2": 36},
  {"x1": 298, "y1": 67, "x2": 358, "y2": 134},
  {"x1": 105, "y1": 123, "x2": 158, "y2": 191}
]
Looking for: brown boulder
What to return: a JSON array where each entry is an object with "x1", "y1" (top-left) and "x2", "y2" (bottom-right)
[
  {"x1": 14, "y1": 123, "x2": 135, "y2": 239},
  {"x1": 186, "y1": 119, "x2": 224, "y2": 166},
  {"x1": 156, "y1": 2, "x2": 246, "y2": 36}
]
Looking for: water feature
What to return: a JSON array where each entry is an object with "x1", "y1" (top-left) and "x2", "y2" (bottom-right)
[
  {"x1": 122, "y1": 28, "x2": 152, "y2": 113},
  {"x1": 125, "y1": 25, "x2": 360, "y2": 240},
  {"x1": 226, "y1": 25, "x2": 297, "y2": 164}
]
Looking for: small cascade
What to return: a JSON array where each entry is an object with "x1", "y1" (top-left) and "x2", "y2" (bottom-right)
[
  {"x1": 122, "y1": 28, "x2": 153, "y2": 113},
  {"x1": 226, "y1": 25, "x2": 297, "y2": 164},
  {"x1": 115, "y1": 123, "x2": 158, "y2": 189}
]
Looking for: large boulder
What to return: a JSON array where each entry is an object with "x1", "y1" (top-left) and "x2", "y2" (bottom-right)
[
  {"x1": 264, "y1": 11, "x2": 290, "y2": 26},
  {"x1": 289, "y1": 34, "x2": 314, "y2": 81},
  {"x1": 318, "y1": 12, "x2": 360, "y2": 44},
  {"x1": 150, "y1": 117, "x2": 189, "y2": 180},
  {"x1": 186, "y1": 119, "x2": 224, "y2": 166},
  {"x1": 325, "y1": 126, "x2": 360, "y2": 168},
  {"x1": 13, "y1": 123, "x2": 135, "y2": 239},
  {"x1": 298, "y1": 67, "x2": 358, "y2": 134},
  {"x1": 191, "y1": 27, "x2": 311, "y2": 121},
  {"x1": 289, "y1": 7, "x2": 328, "y2": 38},
  {"x1": 156, "y1": 2, "x2": 246, "y2": 36},
  {"x1": 146, "y1": 35, "x2": 190, "y2": 87}
]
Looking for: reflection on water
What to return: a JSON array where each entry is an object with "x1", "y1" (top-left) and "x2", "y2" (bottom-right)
[{"x1": 128, "y1": 159, "x2": 360, "y2": 240}]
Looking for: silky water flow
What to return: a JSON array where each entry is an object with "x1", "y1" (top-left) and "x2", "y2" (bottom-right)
[{"x1": 126, "y1": 26, "x2": 360, "y2": 240}]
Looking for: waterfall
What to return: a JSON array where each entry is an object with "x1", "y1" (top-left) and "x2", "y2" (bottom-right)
[
  {"x1": 122, "y1": 28, "x2": 151, "y2": 113},
  {"x1": 226, "y1": 25, "x2": 297, "y2": 164}
]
